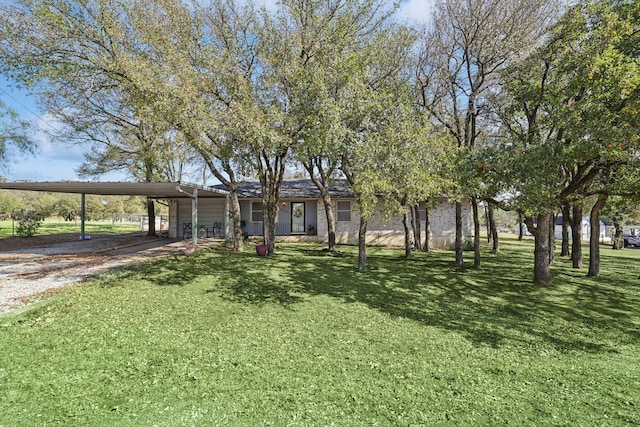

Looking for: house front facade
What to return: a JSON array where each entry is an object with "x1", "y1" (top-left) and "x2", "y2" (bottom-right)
[
  {"x1": 554, "y1": 215, "x2": 609, "y2": 243},
  {"x1": 170, "y1": 179, "x2": 472, "y2": 248}
]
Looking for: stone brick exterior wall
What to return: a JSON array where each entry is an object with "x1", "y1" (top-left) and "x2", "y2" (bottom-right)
[
  {"x1": 316, "y1": 197, "x2": 471, "y2": 248},
  {"x1": 172, "y1": 194, "x2": 471, "y2": 248}
]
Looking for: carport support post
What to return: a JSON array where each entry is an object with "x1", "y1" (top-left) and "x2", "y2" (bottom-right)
[
  {"x1": 192, "y1": 188, "x2": 198, "y2": 247},
  {"x1": 175, "y1": 185, "x2": 199, "y2": 246},
  {"x1": 80, "y1": 193, "x2": 86, "y2": 240}
]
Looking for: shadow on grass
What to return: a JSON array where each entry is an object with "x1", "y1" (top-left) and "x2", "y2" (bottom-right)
[
  {"x1": 205, "y1": 275, "x2": 305, "y2": 307},
  {"x1": 100, "y1": 241, "x2": 640, "y2": 353},
  {"x1": 97, "y1": 252, "x2": 214, "y2": 287}
]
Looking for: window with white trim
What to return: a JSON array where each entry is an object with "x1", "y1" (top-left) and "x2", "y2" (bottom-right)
[
  {"x1": 251, "y1": 202, "x2": 263, "y2": 222},
  {"x1": 336, "y1": 200, "x2": 351, "y2": 222}
]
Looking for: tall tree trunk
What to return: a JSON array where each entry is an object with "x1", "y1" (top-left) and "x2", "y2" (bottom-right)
[
  {"x1": 571, "y1": 201, "x2": 583, "y2": 269},
  {"x1": 358, "y1": 214, "x2": 368, "y2": 272},
  {"x1": 257, "y1": 150, "x2": 287, "y2": 257},
  {"x1": 304, "y1": 160, "x2": 338, "y2": 252},
  {"x1": 560, "y1": 204, "x2": 570, "y2": 257},
  {"x1": 485, "y1": 204, "x2": 491, "y2": 243},
  {"x1": 588, "y1": 194, "x2": 608, "y2": 277},
  {"x1": 423, "y1": 205, "x2": 430, "y2": 252},
  {"x1": 518, "y1": 211, "x2": 524, "y2": 240},
  {"x1": 322, "y1": 194, "x2": 337, "y2": 252},
  {"x1": 455, "y1": 201, "x2": 463, "y2": 268},
  {"x1": 146, "y1": 198, "x2": 156, "y2": 237},
  {"x1": 488, "y1": 203, "x2": 499, "y2": 254},
  {"x1": 612, "y1": 219, "x2": 624, "y2": 249},
  {"x1": 403, "y1": 206, "x2": 412, "y2": 258},
  {"x1": 526, "y1": 213, "x2": 553, "y2": 286},
  {"x1": 263, "y1": 198, "x2": 279, "y2": 256},
  {"x1": 229, "y1": 189, "x2": 243, "y2": 252},
  {"x1": 197, "y1": 146, "x2": 244, "y2": 252},
  {"x1": 412, "y1": 204, "x2": 421, "y2": 250},
  {"x1": 549, "y1": 213, "x2": 555, "y2": 266},
  {"x1": 471, "y1": 198, "x2": 481, "y2": 268}
]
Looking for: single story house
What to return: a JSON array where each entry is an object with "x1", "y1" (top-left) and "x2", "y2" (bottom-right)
[
  {"x1": 515, "y1": 214, "x2": 609, "y2": 243},
  {"x1": 0, "y1": 179, "x2": 471, "y2": 248},
  {"x1": 170, "y1": 179, "x2": 471, "y2": 248},
  {"x1": 554, "y1": 215, "x2": 608, "y2": 243}
]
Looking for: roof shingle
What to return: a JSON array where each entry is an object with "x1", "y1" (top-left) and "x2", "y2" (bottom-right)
[{"x1": 212, "y1": 179, "x2": 353, "y2": 199}]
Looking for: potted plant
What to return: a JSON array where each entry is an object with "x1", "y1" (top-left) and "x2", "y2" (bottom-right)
[{"x1": 255, "y1": 240, "x2": 268, "y2": 256}]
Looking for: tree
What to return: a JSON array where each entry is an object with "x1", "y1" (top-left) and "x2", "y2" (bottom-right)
[
  {"x1": 602, "y1": 194, "x2": 640, "y2": 250},
  {"x1": 379, "y1": 116, "x2": 454, "y2": 259},
  {"x1": 0, "y1": 99, "x2": 34, "y2": 176},
  {"x1": 587, "y1": 193, "x2": 608, "y2": 277},
  {"x1": 288, "y1": 0, "x2": 395, "y2": 253},
  {"x1": 337, "y1": 23, "x2": 422, "y2": 270},
  {"x1": 0, "y1": 189, "x2": 24, "y2": 215},
  {"x1": 569, "y1": 199, "x2": 584, "y2": 269},
  {"x1": 52, "y1": 193, "x2": 81, "y2": 221},
  {"x1": 492, "y1": 0, "x2": 640, "y2": 285},
  {"x1": 486, "y1": 202, "x2": 499, "y2": 253},
  {"x1": 560, "y1": 203, "x2": 570, "y2": 256},
  {"x1": 0, "y1": 0, "x2": 197, "y2": 237},
  {"x1": 417, "y1": 0, "x2": 560, "y2": 268}
]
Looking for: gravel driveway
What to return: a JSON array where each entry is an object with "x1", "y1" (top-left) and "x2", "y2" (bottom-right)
[{"x1": 0, "y1": 234, "x2": 214, "y2": 314}]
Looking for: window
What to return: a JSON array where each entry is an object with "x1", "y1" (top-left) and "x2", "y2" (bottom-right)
[
  {"x1": 337, "y1": 200, "x2": 351, "y2": 222},
  {"x1": 418, "y1": 206, "x2": 427, "y2": 222},
  {"x1": 251, "y1": 202, "x2": 263, "y2": 222}
]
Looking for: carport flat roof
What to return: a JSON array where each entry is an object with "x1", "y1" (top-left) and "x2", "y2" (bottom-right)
[{"x1": 0, "y1": 181, "x2": 229, "y2": 198}]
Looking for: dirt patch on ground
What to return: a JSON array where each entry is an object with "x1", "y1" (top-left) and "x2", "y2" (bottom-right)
[
  {"x1": 0, "y1": 233, "x2": 148, "y2": 253},
  {"x1": 0, "y1": 233, "x2": 222, "y2": 314}
]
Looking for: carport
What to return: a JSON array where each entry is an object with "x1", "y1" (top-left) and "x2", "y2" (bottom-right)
[{"x1": 0, "y1": 181, "x2": 230, "y2": 246}]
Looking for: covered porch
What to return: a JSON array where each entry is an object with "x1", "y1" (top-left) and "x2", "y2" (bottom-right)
[{"x1": 240, "y1": 199, "x2": 319, "y2": 238}]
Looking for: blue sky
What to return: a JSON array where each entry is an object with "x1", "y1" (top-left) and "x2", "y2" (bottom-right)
[
  {"x1": 1, "y1": 76, "x2": 97, "y2": 181},
  {"x1": 0, "y1": 0, "x2": 434, "y2": 183}
]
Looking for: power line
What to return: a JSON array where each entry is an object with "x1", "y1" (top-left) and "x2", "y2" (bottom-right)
[
  {"x1": 0, "y1": 85, "x2": 54, "y2": 128},
  {"x1": 0, "y1": 84, "x2": 94, "y2": 158}
]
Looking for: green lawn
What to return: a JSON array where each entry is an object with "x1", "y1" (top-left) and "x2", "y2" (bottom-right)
[
  {"x1": 0, "y1": 218, "x2": 141, "y2": 237},
  {"x1": 0, "y1": 238, "x2": 639, "y2": 426}
]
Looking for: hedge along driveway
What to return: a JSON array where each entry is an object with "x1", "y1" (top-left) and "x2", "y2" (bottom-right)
[{"x1": 0, "y1": 239, "x2": 639, "y2": 425}]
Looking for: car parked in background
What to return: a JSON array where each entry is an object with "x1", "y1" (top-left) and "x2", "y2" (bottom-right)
[{"x1": 623, "y1": 234, "x2": 640, "y2": 248}]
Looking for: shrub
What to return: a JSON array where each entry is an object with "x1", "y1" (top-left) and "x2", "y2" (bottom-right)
[{"x1": 12, "y1": 209, "x2": 44, "y2": 237}]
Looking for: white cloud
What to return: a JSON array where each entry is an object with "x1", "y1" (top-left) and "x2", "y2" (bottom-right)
[
  {"x1": 3, "y1": 112, "x2": 104, "y2": 181},
  {"x1": 394, "y1": 0, "x2": 435, "y2": 28},
  {"x1": 232, "y1": 0, "x2": 435, "y2": 25},
  {"x1": 32, "y1": 113, "x2": 87, "y2": 162}
]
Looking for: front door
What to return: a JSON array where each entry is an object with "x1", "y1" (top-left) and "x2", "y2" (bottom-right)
[{"x1": 291, "y1": 202, "x2": 305, "y2": 234}]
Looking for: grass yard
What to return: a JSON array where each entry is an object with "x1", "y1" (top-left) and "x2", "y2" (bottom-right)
[
  {"x1": 0, "y1": 218, "x2": 141, "y2": 238},
  {"x1": 0, "y1": 237, "x2": 639, "y2": 426}
]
